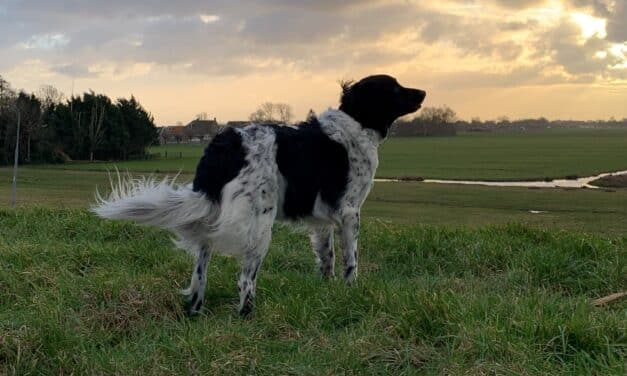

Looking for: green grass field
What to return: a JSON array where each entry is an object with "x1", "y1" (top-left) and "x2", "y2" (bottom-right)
[
  {"x1": 3, "y1": 167, "x2": 627, "y2": 235},
  {"x1": 45, "y1": 128, "x2": 627, "y2": 180},
  {"x1": 2, "y1": 129, "x2": 626, "y2": 374},
  {"x1": 1, "y1": 209, "x2": 625, "y2": 374}
]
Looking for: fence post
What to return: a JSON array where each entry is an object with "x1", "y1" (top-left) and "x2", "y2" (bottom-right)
[{"x1": 11, "y1": 109, "x2": 20, "y2": 208}]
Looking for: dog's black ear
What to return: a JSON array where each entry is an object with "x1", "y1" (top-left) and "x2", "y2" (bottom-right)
[
  {"x1": 339, "y1": 79, "x2": 354, "y2": 96},
  {"x1": 339, "y1": 79, "x2": 357, "y2": 111}
]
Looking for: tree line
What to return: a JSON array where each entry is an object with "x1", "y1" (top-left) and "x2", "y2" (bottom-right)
[{"x1": 0, "y1": 75, "x2": 158, "y2": 165}]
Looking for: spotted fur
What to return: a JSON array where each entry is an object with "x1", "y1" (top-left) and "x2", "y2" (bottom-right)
[{"x1": 93, "y1": 74, "x2": 426, "y2": 316}]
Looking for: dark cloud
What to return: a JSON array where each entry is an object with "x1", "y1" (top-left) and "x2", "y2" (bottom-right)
[
  {"x1": 492, "y1": 0, "x2": 546, "y2": 9},
  {"x1": 51, "y1": 63, "x2": 94, "y2": 78},
  {"x1": 605, "y1": 1, "x2": 626, "y2": 42}
]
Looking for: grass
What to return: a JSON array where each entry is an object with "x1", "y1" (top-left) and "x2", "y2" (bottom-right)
[
  {"x1": 590, "y1": 174, "x2": 627, "y2": 189},
  {"x1": 1, "y1": 208, "x2": 625, "y2": 374},
  {"x1": 364, "y1": 181, "x2": 627, "y2": 235},
  {"x1": 2, "y1": 129, "x2": 626, "y2": 373},
  {"x1": 38, "y1": 128, "x2": 627, "y2": 181},
  {"x1": 3, "y1": 167, "x2": 627, "y2": 235}
]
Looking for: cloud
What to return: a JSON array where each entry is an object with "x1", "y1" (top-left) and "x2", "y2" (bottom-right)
[
  {"x1": 605, "y1": 1, "x2": 626, "y2": 42},
  {"x1": 51, "y1": 63, "x2": 94, "y2": 78},
  {"x1": 1, "y1": 0, "x2": 624, "y2": 92},
  {"x1": 492, "y1": 0, "x2": 546, "y2": 9}
]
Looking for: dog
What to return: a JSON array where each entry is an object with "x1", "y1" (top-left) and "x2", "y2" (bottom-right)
[{"x1": 93, "y1": 74, "x2": 426, "y2": 316}]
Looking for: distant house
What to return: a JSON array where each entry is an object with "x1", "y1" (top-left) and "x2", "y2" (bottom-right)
[
  {"x1": 159, "y1": 118, "x2": 257, "y2": 144},
  {"x1": 159, "y1": 125, "x2": 188, "y2": 144},
  {"x1": 185, "y1": 118, "x2": 221, "y2": 143}
]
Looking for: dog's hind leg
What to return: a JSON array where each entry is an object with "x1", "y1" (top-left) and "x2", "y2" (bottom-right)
[
  {"x1": 237, "y1": 229, "x2": 272, "y2": 317},
  {"x1": 310, "y1": 226, "x2": 335, "y2": 278},
  {"x1": 181, "y1": 245, "x2": 212, "y2": 315}
]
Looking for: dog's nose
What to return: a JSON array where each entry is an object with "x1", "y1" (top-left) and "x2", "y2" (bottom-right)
[{"x1": 409, "y1": 89, "x2": 426, "y2": 103}]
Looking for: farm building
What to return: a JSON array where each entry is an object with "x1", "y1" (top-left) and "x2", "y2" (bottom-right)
[{"x1": 159, "y1": 118, "x2": 222, "y2": 144}]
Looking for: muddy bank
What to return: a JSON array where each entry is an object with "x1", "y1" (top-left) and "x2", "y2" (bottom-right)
[{"x1": 590, "y1": 173, "x2": 627, "y2": 189}]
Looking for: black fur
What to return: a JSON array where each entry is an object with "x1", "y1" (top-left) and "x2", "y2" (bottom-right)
[
  {"x1": 193, "y1": 128, "x2": 248, "y2": 202},
  {"x1": 340, "y1": 75, "x2": 426, "y2": 138},
  {"x1": 270, "y1": 119, "x2": 349, "y2": 219}
]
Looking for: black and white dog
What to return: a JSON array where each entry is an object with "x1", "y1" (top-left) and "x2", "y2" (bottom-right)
[{"x1": 94, "y1": 75, "x2": 426, "y2": 316}]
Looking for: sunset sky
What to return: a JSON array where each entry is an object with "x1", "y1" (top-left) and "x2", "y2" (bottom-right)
[{"x1": 1, "y1": 0, "x2": 626, "y2": 125}]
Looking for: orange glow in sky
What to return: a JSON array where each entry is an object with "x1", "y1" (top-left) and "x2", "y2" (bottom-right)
[{"x1": 1, "y1": 0, "x2": 625, "y2": 124}]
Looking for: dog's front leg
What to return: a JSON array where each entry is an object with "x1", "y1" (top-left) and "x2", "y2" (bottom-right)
[{"x1": 339, "y1": 209, "x2": 360, "y2": 284}]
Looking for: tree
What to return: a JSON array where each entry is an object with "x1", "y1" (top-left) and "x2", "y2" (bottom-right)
[
  {"x1": 37, "y1": 85, "x2": 65, "y2": 112},
  {"x1": 418, "y1": 106, "x2": 457, "y2": 125},
  {"x1": 15, "y1": 92, "x2": 42, "y2": 162},
  {"x1": 0, "y1": 76, "x2": 17, "y2": 164},
  {"x1": 196, "y1": 112, "x2": 208, "y2": 120},
  {"x1": 117, "y1": 96, "x2": 159, "y2": 157},
  {"x1": 249, "y1": 102, "x2": 293, "y2": 124},
  {"x1": 392, "y1": 105, "x2": 457, "y2": 137},
  {"x1": 88, "y1": 101, "x2": 106, "y2": 162},
  {"x1": 0, "y1": 77, "x2": 158, "y2": 165}
]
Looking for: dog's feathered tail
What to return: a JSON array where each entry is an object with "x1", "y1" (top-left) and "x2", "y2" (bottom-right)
[{"x1": 92, "y1": 172, "x2": 217, "y2": 232}]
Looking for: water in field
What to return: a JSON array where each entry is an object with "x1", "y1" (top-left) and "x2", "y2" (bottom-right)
[{"x1": 375, "y1": 170, "x2": 627, "y2": 189}]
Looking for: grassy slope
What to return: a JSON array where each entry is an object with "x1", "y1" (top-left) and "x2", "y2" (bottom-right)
[
  {"x1": 1, "y1": 209, "x2": 625, "y2": 374},
  {"x1": 43, "y1": 128, "x2": 627, "y2": 180}
]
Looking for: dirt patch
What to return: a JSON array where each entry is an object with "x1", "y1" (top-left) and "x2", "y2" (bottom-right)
[{"x1": 589, "y1": 174, "x2": 627, "y2": 189}]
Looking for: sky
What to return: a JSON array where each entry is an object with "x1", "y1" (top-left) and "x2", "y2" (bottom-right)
[{"x1": 1, "y1": 0, "x2": 626, "y2": 125}]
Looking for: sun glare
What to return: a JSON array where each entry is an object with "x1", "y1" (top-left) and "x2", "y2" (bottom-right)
[{"x1": 570, "y1": 12, "x2": 607, "y2": 39}]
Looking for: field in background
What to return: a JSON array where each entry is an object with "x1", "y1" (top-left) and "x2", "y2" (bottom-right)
[
  {"x1": 2, "y1": 167, "x2": 627, "y2": 234},
  {"x1": 44, "y1": 128, "x2": 627, "y2": 181},
  {"x1": 1, "y1": 209, "x2": 625, "y2": 374}
]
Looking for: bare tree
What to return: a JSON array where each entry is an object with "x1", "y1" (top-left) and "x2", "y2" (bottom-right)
[
  {"x1": 37, "y1": 85, "x2": 65, "y2": 112},
  {"x1": 15, "y1": 92, "x2": 42, "y2": 161},
  {"x1": 196, "y1": 112, "x2": 208, "y2": 120},
  {"x1": 415, "y1": 106, "x2": 456, "y2": 136},
  {"x1": 275, "y1": 103, "x2": 293, "y2": 124},
  {"x1": 88, "y1": 103, "x2": 105, "y2": 162},
  {"x1": 249, "y1": 102, "x2": 293, "y2": 124},
  {"x1": 418, "y1": 106, "x2": 457, "y2": 125},
  {"x1": 0, "y1": 75, "x2": 15, "y2": 112}
]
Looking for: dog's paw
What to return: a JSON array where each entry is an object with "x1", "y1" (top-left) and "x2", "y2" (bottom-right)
[
  {"x1": 238, "y1": 294, "x2": 255, "y2": 318},
  {"x1": 182, "y1": 289, "x2": 204, "y2": 316},
  {"x1": 343, "y1": 265, "x2": 357, "y2": 285}
]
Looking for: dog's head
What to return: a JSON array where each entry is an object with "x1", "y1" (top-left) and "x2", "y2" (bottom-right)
[{"x1": 339, "y1": 74, "x2": 426, "y2": 138}]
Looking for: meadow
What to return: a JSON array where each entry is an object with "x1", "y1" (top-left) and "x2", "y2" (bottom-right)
[
  {"x1": 1, "y1": 209, "x2": 625, "y2": 374},
  {"x1": 1, "y1": 128, "x2": 626, "y2": 374},
  {"x1": 48, "y1": 128, "x2": 627, "y2": 180},
  {"x1": 3, "y1": 167, "x2": 627, "y2": 235}
]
